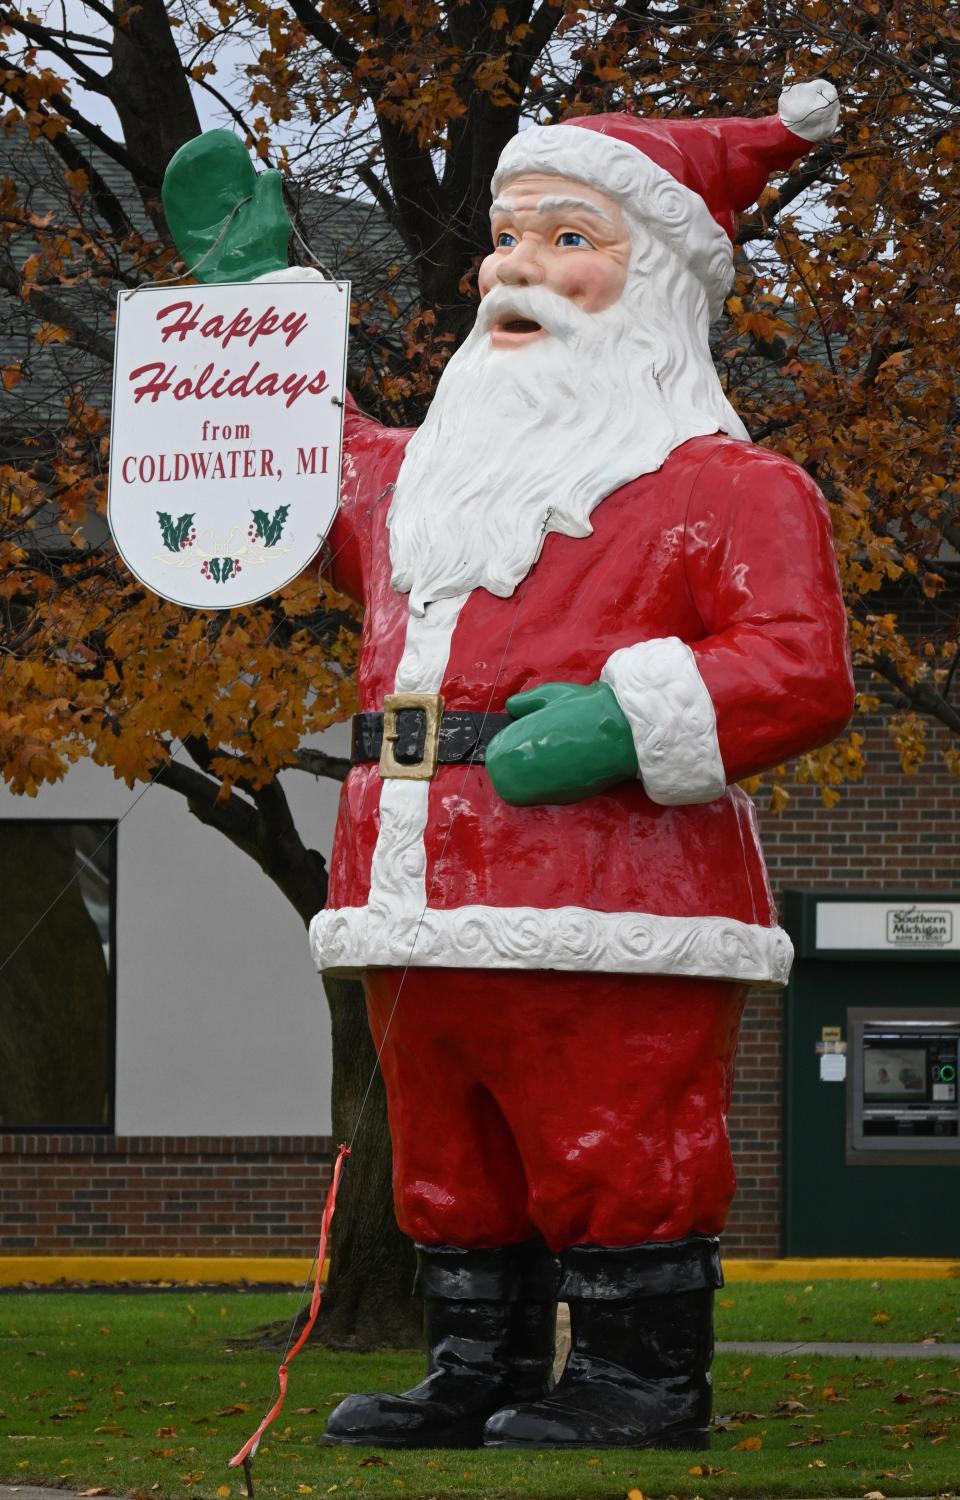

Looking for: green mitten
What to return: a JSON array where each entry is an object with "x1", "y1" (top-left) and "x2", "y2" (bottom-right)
[
  {"x1": 486, "y1": 680, "x2": 639, "y2": 806},
  {"x1": 162, "y1": 129, "x2": 290, "y2": 284}
]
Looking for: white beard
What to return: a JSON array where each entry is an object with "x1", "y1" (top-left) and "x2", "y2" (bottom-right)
[{"x1": 388, "y1": 261, "x2": 748, "y2": 616}]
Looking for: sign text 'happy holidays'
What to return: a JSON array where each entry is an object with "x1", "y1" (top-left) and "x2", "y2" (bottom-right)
[{"x1": 126, "y1": 297, "x2": 329, "y2": 410}]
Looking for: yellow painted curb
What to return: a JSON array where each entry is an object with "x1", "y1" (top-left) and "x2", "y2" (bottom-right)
[
  {"x1": 0, "y1": 1255, "x2": 957, "y2": 1286},
  {"x1": 0, "y1": 1255, "x2": 318, "y2": 1286},
  {"x1": 724, "y1": 1257, "x2": 960, "y2": 1281}
]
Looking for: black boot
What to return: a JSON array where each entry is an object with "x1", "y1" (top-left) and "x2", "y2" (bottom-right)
[
  {"x1": 483, "y1": 1235, "x2": 721, "y2": 1449},
  {"x1": 323, "y1": 1241, "x2": 558, "y2": 1448}
]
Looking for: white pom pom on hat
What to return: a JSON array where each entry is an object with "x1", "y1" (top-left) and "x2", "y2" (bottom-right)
[{"x1": 778, "y1": 79, "x2": 841, "y2": 144}]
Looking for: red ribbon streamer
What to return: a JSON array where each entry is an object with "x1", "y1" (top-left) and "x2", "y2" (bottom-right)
[{"x1": 229, "y1": 1143, "x2": 351, "y2": 1469}]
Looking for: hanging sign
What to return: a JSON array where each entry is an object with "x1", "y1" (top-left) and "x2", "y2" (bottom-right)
[{"x1": 107, "y1": 279, "x2": 350, "y2": 609}]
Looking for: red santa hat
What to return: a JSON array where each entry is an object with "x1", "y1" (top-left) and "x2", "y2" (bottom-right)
[{"x1": 491, "y1": 81, "x2": 840, "y2": 317}]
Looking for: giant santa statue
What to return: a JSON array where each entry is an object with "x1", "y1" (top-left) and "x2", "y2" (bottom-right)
[{"x1": 163, "y1": 80, "x2": 854, "y2": 1451}]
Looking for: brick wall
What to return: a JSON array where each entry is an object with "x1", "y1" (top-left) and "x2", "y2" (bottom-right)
[
  {"x1": 724, "y1": 711, "x2": 959, "y2": 1255},
  {"x1": 0, "y1": 1135, "x2": 333, "y2": 1256}
]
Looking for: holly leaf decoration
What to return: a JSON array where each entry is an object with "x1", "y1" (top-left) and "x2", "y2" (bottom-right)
[
  {"x1": 251, "y1": 504, "x2": 289, "y2": 547},
  {"x1": 157, "y1": 512, "x2": 195, "y2": 553},
  {"x1": 205, "y1": 556, "x2": 235, "y2": 584}
]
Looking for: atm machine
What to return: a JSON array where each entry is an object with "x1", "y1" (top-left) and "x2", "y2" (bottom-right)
[
  {"x1": 851, "y1": 1012, "x2": 959, "y2": 1150},
  {"x1": 782, "y1": 890, "x2": 960, "y2": 1256}
]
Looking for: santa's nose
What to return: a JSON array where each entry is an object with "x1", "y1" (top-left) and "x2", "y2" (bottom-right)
[{"x1": 497, "y1": 240, "x2": 545, "y2": 286}]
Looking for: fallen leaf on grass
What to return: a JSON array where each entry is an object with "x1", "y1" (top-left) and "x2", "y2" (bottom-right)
[
  {"x1": 864, "y1": 1491, "x2": 886, "y2": 1499},
  {"x1": 357, "y1": 1457, "x2": 387, "y2": 1468},
  {"x1": 155, "y1": 1426, "x2": 178, "y2": 1437},
  {"x1": 216, "y1": 1487, "x2": 231, "y2": 1497},
  {"x1": 294, "y1": 1407, "x2": 319, "y2": 1414},
  {"x1": 892, "y1": 1392, "x2": 913, "y2": 1403},
  {"x1": 808, "y1": 1459, "x2": 827, "y2": 1468},
  {"x1": 215, "y1": 1404, "x2": 252, "y2": 1417},
  {"x1": 688, "y1": 1462, "x2": 724, "y2": 1476},
  {"x1": 774, "y1": 1398, "x2": 808, "y2": 1414},
  {"x1": 77, "y1": 1489, "x2": 111, "y2": 1496},
  {"x1": 873, "y1": 1311, "x2": 892, "y2": 1324},
  {"x1": 297, "y1": 1486, "x2": 313, "y2": 1494},
  {"x1": 626, "y1": 1490, "x2": 645, "y2": 1500},
  {"x1": 787, "y1": 1434, "x2": 826, "y2": 1448},
  {"x1": 732, "y1": 1435, "x2": 762, "y2": 1451}
]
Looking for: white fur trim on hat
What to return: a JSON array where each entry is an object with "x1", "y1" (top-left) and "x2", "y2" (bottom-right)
[
  {"x1": 778, "y1": 79, "x2": 840, "y2": 143},
  {"x1": 492, "y1": 124, "x2": 735, "y2": 320}
]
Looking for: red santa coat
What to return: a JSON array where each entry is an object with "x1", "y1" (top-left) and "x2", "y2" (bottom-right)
[{"x1": 309, "y1": 404, "x2": 854, "y2": 990}]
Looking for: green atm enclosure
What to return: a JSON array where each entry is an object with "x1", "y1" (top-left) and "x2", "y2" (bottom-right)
[{"x1": 782, "y1": 890, "x2": 960, "y2": 1257}]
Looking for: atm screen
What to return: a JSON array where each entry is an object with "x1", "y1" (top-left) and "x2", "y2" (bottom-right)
[{"x1": 863, "y1": 1046, "x2": 927, "y2": 1101}]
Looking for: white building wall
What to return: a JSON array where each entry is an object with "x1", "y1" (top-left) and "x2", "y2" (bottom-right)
[{"x1": 1, "y1": 730, "x2": 349, "y2": 1135}]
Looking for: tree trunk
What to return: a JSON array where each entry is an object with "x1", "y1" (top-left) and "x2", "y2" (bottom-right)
[
  {"x1": 109, "y1": 0, "x2": 202, "y2": 229},
  {"x1": 314, "y1": 973, "x2": 421, "y2": 1348}
]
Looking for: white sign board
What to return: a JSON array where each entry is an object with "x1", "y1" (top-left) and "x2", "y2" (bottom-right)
[
  {"x1": 108, "y1": 280, "x2": 349, "y2": 608},
  {"x1": 816, "y1": 901, "x2": 960, "y2": 952}
]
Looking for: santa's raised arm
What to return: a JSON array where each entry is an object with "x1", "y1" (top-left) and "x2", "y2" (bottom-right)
[{"x1": 164, "y1": 81, "x2": 852, "y2": 1454}]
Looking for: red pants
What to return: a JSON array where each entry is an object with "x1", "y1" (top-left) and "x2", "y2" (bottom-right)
[{"x1": 364, "y1": 967, "x2": 746, "y2": 1251}]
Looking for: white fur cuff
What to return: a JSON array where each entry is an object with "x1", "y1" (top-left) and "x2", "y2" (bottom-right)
[
  {"x1": 778, "y1": 80, "x2": 840, "y2": 143},
  {"x1": 254, "y1": 267, "x2": 327, "y2": 282},
  {"x1": 601, "y1": 638, "x2": 726, "y2": 805}
]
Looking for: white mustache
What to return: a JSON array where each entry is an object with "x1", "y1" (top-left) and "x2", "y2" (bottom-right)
[{"x1": 474, "y1": 283, "x2": 597, "y2": 342}]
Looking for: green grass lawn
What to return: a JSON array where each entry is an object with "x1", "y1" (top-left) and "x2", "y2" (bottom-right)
[
  {"x1": 0, "y1": 1290, "x2": 957, "y2": 1499},
  {"x1": 717, "y1": 1278, "x2": 960, "y2": 1344}
]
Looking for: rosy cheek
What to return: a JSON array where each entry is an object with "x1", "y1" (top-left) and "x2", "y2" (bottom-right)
[{"x1": 558, "y1": 263, "x2": 605, "y2": 310}]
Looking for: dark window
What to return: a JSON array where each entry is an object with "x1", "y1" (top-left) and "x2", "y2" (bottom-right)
[{"x1": 0, "y1": 820, "x2": 116, "y2": 1129}]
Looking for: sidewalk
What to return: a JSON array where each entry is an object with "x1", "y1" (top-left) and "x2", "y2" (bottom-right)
[{"x1": 718, "y1": 1338, "x2": 960, "y2": 1358}]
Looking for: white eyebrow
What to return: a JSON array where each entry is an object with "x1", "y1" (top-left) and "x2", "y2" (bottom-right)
[
  {"x1": 488, "y1": 193, "x2": 613, "y2": 224},
  {"x1": 537, "y1": 194, "x2": 613, "y2": 223}
]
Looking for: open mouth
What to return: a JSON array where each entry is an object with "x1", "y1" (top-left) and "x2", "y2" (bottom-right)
[{"x1": 491, "y1": 314, "x2": 546, "y2": 344}]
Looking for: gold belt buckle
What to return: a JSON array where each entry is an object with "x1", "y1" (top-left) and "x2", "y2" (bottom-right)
[{"x1": 379, "y1": 691, "x2": 444, "y2": 780}]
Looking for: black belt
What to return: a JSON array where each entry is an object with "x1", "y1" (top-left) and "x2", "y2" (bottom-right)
[{"x1": 352, "y1": 707, "x2": 512, "y2": 771}]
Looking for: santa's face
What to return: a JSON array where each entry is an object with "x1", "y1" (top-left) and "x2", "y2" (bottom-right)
[
  {"x1": 388, "y1": 167, "x2": 745, "y2": 613},
  {"x1": 478, "y1": 174, "x2": 632, "y2": 346}
]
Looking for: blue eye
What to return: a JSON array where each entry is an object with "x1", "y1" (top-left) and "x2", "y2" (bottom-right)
[
  {"x1": 557, "y1": 231, "x2": 591, "y2": 248},
  {"x1": 497, "y1": 231, "x2": 517, "y2": 248}
]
